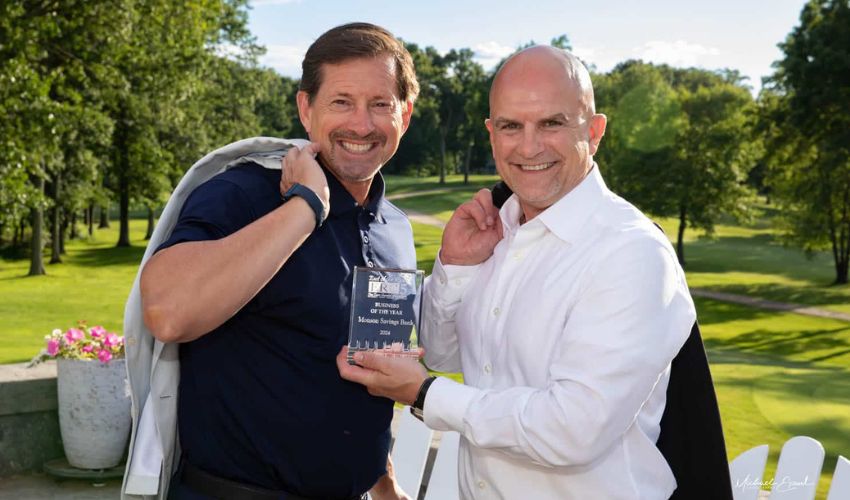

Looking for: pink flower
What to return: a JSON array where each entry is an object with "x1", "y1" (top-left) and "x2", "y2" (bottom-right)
[
  {"x1": 90, "y1": 326, "x2": 106, "y2": 338},
  {"x1": 47, "y1": 339, "x2": 60, "y2": 356},
  {"x1": 104, "y1": 333, "x2": 120, "y2": 347},
  {"x1": 97, "y1": 349, "x2": 112, "y2": 364},
  {"x1": 82, "y1": 344, "x2": 94, "y2": 353},
  {"x1": 64, "y1": 328, "x2": 84, "y2": 344}
]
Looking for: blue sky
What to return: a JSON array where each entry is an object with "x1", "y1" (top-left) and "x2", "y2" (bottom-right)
[{"x1": 248, "y1": 0, "x2": 807, "y2": 93}]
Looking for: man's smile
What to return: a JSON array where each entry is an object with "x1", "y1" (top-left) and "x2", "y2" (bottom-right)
[
  {"x1": 338, "y1": 140, "x2": 378, "y2": 154},
  {"x1": 512, "y1": 161, "x2": 557, "y2": 172}
]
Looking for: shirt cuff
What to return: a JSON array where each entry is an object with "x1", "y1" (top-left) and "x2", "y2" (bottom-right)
[
  {"x1": 422, "y1": 376, "x2": 478, "y2": 433},
  {"x1": 429, "y1": 252, "x2": 481, "y2": 306}
]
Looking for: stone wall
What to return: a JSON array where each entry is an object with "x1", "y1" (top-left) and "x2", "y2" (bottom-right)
[{"x1": 0, "y1": 362, "x2": 63, "y2": 477}]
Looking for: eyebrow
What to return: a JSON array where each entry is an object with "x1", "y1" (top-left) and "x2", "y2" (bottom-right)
[
  {"x1": 492, "y1": 113, "x2": 571, "y2": 127},
  {"x1": 330, "y1": 92, "x2": 394, "y2": 101},
  {"x1": 539, "y1": 113, "x2": 570, "y2": 124}
]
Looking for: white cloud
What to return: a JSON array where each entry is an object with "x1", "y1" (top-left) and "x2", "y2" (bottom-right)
[
  {"x1": 634, "y1": 40, "x2": 721, "y2": 68},
  {"x1": 472, "y1": 41, "x2": 515, "y2": 70},
  {"x1": 259, "y1": 44, "x2": 308, "y2": 78},
  {"x1": 250, "y1": 0, "x2": 302, "y2": 6}
]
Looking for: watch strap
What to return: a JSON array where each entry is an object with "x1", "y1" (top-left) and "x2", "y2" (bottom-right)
[
  {"x1": 282, "y1": 183, "x2": 327, "y2": 231},
  {"x1": 410, "y1": 376, "x2": 437, "y2": 421}
]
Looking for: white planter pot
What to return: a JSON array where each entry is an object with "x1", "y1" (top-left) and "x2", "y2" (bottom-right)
[{"x1": 57, "y1": 358, "x2": 131, "y2": 469}]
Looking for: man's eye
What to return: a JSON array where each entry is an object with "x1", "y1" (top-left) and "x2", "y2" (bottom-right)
[
  {"x1": 499, "y1": 123, "x2": 520, "y2": 131},
  {"x1": 543, "y1": 120, "x2": 564, "y2": 128},
  {"x1": 330, "y1": 99, "x2": 349, "y2": 108},
  {"x1": 372, "y1": 101, "x2": 395, "y2": 113}
]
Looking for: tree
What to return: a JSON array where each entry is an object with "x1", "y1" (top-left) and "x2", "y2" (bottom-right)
[
  {"x1": 0, "y1": 0, "x2": 121, "y2": 274},
  {"x1": 104, "y1": 0, "x2": 259, "y2": 247},
  {"x1": 597, "y1": 62, "x2": 755, "y2": 264},
  {"x1": 765, "y1": 0, "x2": 850, "y2": 284}
]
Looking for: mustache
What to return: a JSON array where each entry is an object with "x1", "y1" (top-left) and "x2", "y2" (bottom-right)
[{"x1": 330, "y1": 130, "x2": 386, "y2": 142}]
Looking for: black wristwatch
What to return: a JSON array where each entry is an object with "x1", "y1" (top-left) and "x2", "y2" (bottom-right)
[
  {"x1": 282, "y1": 183, "x2": 327, "y2": 231},
  {"x1": 410, "y1": 376, "x2": 437, "y2": 421}
]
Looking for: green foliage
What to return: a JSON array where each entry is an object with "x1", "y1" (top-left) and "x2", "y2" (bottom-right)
[
  {"x1": 763, "y1": 0, "x2": 850, "y2": 284},
  {"x1": 597, "y1": 61, "x2": 756, "y2": 264}
]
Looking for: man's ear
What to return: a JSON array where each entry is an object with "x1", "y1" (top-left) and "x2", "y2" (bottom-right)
[
  {"x1": 588, "y1": 113, "x2": 607, "y2": 155},
  {"x1": 400, "y1": 99, "x2": 414, "y2": 134},
  {"x1": 296, "y1": 90, "x2": 312, "y2": 134}
]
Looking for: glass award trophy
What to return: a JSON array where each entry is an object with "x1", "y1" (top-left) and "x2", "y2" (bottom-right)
[{"x1": 347, "y1": 266, "x2": 424, "y2": 365}]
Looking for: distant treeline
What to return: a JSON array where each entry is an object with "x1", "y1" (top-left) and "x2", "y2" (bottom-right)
[{"x1": 1, "y1": 1, "x2": 848, "y2": 283}]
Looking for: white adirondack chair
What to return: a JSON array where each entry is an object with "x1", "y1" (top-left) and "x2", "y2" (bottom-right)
[
  {"x1": 424, "y1": 431, "x2": 460, "y2": 500},
  {"x1": 391, "y1": 408, "x2": 435, "y2": 499},
  {"x1": 729, "y1": 444, "x2": 770, "y2": 500},
  {"x1": 770, "y1": 436, "x2": 824, "y2": 500},
  {"x1": 826, "y1": 455, "x2": 850, "y2": 500}
]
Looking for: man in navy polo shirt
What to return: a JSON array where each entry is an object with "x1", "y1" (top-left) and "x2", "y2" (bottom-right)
[{"x1": 139, "y1": 23, "x2": 419, "y2": 500}]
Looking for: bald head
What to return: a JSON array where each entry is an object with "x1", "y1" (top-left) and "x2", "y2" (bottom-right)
[
  {"x1": 490, "y1": 46, "x2": 596, "y2": 118},
  {"x1": 484, "y1": 44, "x2": 607, "y2": 221}
]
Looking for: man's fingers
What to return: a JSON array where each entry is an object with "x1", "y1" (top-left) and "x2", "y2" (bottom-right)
[
  {"x1": 474, "y1": 188, "x2": 500, "y2": 220},
  {"x1": 352, "y1": 350, "x2": 391, "y2": 373},
  {"x1": 300, "y1": 141, "x2": 321, "y2": 157},
  {"x1": 336, "y1": 347, "x2": 376, "y2": 384}
]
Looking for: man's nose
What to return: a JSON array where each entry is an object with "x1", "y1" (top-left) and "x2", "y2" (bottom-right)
[
  {"x1": 519, "y1": 128, "x2": 545, "y2": 158},
  {"x1": 349, "y1": 105, "x2": 376, "y2": 137}
]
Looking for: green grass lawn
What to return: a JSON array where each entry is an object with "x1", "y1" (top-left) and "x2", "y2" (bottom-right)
[
  {"x1": 2, "y1": 181, "x2": 849, "y2": 498},
  {"x1": 0, "y1": 221, "x2": 147, "y2": 363},
  {"x1": 383, "y1": 173, "x2": 500, "y2": 195}
]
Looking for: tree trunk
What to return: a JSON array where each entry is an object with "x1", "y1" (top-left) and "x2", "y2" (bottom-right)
[
  {"x1": 50, "y1": 174, "x2": 62, "y2": 264},
  {"x1": 14, "y1": 217, "x2": 24, "y2": 248},
  {"x1": 463, "y1": 141, "x2": 473, "y2": 185},
  {"x1": 99, "y1": 204, "x2": 110, "y2": 228},
  {"x1": 88, "y1": 204, "x2": 94, "y2": 236},
  {"x1": 29, "y1": 176, "x2": 46, "y2": 276},
  {"x1": 69, "y1": 211, "x2": 78, "y2": 240},
  {"x1": 115, "y1": 107, "x2": 131, "y2": 247},
  {"x1": 438, "y1": 126, "x2": 447, "y2": 185},
  {"x1": 118, "y1": 175, "x2": 130, "y2": 247},
  {"x1": 60, "y1": 214, "x2": 69, "y2": 254},
  {"x1": 145, "y1": 205, "x2": 155, "y2": 240},
  {"x1": 676, "y1": 203, "x2": 687, "y2": 267}
]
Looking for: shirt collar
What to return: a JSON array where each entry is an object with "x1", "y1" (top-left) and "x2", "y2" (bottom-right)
[
  {"x1": 321, "y1": 161, "x2": 386, "y2": 220},
  {"x1": 499, "y1": 163, "x2": 608, "y2": 243}
]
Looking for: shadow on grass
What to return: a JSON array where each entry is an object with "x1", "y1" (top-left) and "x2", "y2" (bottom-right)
[
  {"x1": 696, "y1": 297, "x2": 780, "y2": 323},
  {"x1": 704, "y1": 326, "x2": 850, "y2": 360},
  {"x1": 709, "y1": 350, "x2": 850, "y2": 462},
  {"x1": 71, "y1": 244, "x2": 146, "y2": 267},
  {"x1": 685, "y1": 233, "x2": 835, "y2": 284},
  {"x1": 706, "y1": 282, "x2": 850, "y2": 310}
]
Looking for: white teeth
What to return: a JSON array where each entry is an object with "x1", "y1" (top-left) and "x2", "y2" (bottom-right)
[
  {"x1": 519, "y1": 162, "x2": 553, "y2": 171},
  {"x1": 340, "y1": 141, "x2": 372, "y2": 153}
]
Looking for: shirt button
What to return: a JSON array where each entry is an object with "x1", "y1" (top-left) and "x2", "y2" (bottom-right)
[
  {"x1": 477, "y1": 480, "x2": 486, "y2": 489},
  {"x1": 367, "y1": 261, "x2": 374, "y2": 268},
  {"x1": 453, "y1": 279, "x2": 463, "y2": 286},
  {"x1": 483, "y1": 364, "x2": 491, "y2": 374},
  {"x1": 513, "y1": 252, "x2": 523, "y2": 260},
  {"x1": 439, "y1": 276, "x2": 447, "y2": 285},
  {"x1": 492, "y1": 307, "x2": 500, "y2": 317},
  {"x1": 363, "y1": 235, "x2": 369, "y2": 244}
]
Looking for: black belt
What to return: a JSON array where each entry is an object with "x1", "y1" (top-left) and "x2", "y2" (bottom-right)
[{"x1": 180, "y1": 461, "x2": 367, "y2": 500}]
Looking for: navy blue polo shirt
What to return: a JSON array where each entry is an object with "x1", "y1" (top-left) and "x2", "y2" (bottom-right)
[{"x1": 158, "y1": 161, "x2": 416, "y2": 499}]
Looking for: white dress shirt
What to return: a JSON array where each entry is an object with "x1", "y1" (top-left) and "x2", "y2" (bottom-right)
[{"x1": 420, "y1": 165, "x2": 695, "y2": 500}]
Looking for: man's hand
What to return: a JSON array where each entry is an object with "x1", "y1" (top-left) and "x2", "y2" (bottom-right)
[
  {"x1": 336, "y1": 347, "x2": 427, "y2": 406},
  {"x1": 440, "y1": 188, "x2": 503, "y2": 266},
  {"x1": 368, "y1": 457, "x2": 412, "y2": 500},
  {"x1": 281, "y1": 142, "x2": 330, "y2": 215}
]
